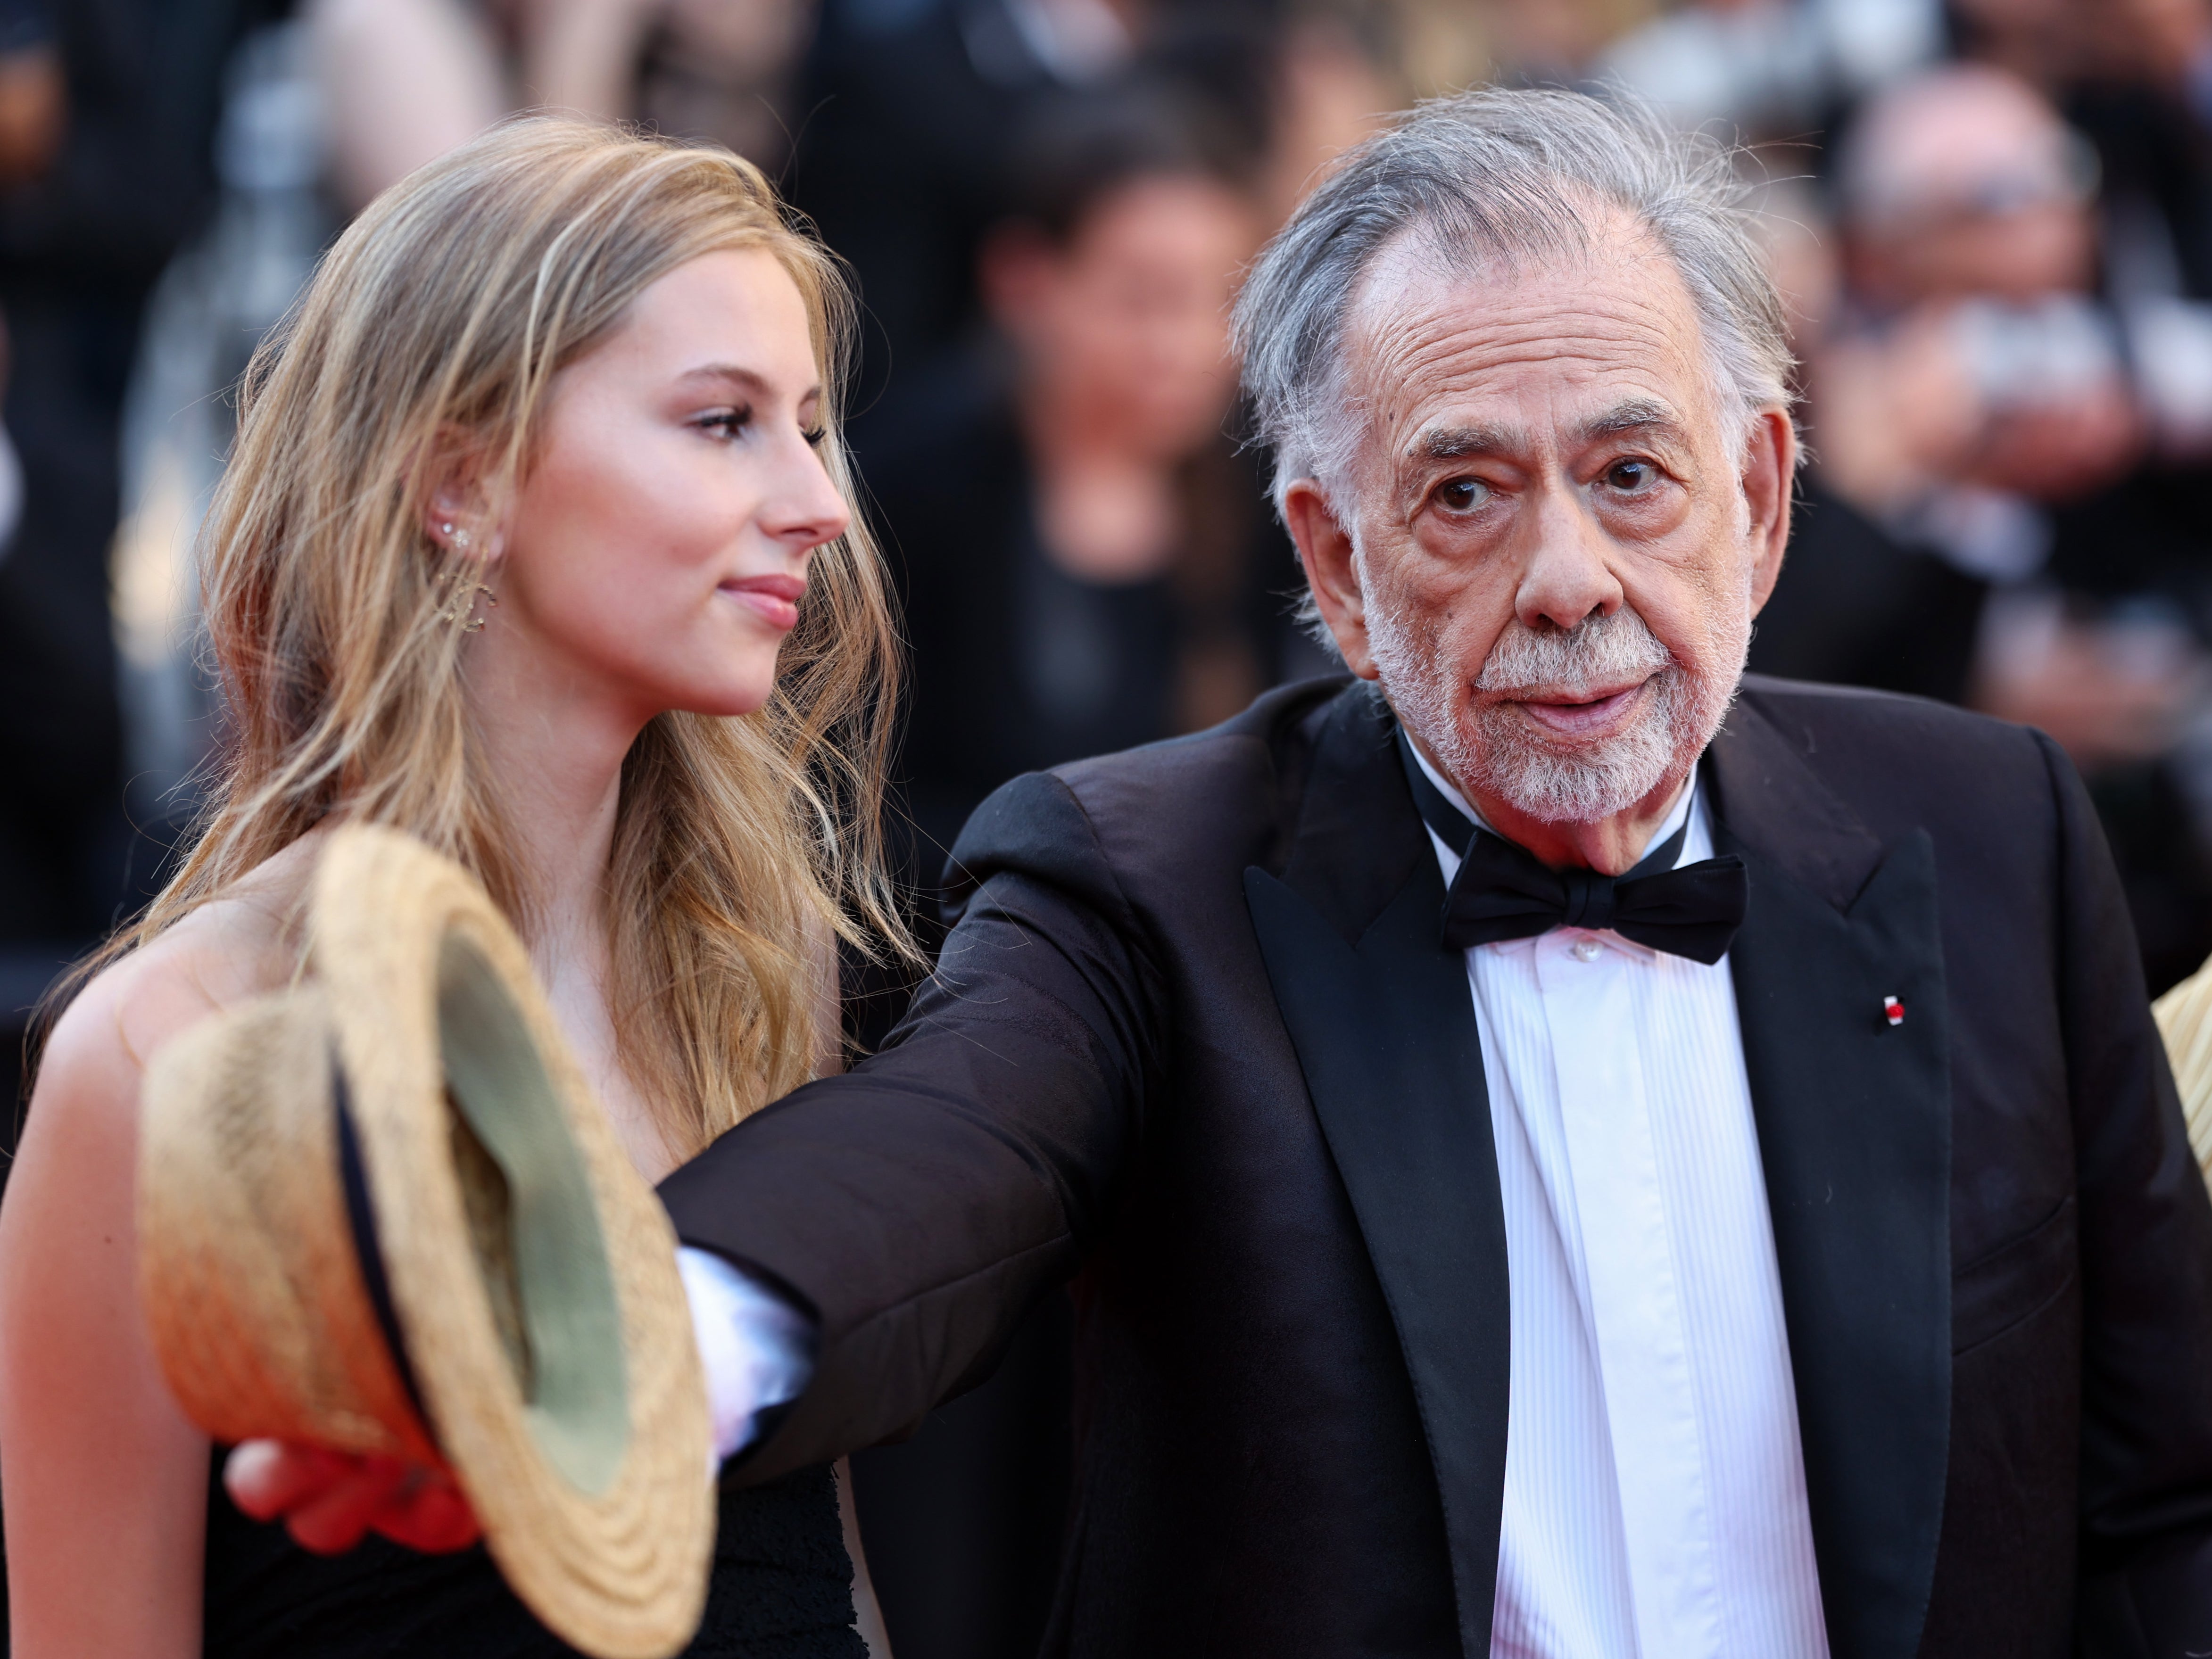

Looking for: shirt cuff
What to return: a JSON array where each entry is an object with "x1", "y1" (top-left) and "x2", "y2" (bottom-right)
[{"x1": 676, "y1": 1245, "x2": 817, "y2": 1464}]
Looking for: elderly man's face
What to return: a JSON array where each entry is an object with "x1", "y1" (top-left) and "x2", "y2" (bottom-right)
[{"x1": 1284, "y1": 219, "x2": 1794, "y2": 867}]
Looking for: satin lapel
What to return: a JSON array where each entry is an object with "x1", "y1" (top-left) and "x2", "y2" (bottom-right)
[
  {"x1": 1709, "y1": 698, "x2": 1952, "y2": 1659},
  {"x1": 1244, "y1": 686, "x2": 1509, "y2": 1659}
]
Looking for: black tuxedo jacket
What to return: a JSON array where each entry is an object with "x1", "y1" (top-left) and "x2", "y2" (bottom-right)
[{"x1": 660, "y1": 675, "x2": 2212, "y2": 1658}]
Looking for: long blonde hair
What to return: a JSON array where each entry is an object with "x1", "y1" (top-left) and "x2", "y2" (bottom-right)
[{"x1": 113, "y1": 118, "x2": 909, "y2": 1152}]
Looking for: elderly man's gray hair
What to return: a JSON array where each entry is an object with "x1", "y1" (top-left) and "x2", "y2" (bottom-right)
[{"x1": 1234, "y1": 86, "x2": 1794, "y2": 516}]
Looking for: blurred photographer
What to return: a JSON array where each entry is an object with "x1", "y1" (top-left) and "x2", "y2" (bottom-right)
[
  {"x1": 1793, "y1": 61, "x2": 2212, "y2": 987},
  {"x1": 1819, "y1": 64, "x2": 2141, "y2": 543},
  {"x1": 1596, "y1": 0, "x2": 1941, "y2": 142},
  {"x1": 1757, "y1": 67, "x2": 2146, "y2": 699}
]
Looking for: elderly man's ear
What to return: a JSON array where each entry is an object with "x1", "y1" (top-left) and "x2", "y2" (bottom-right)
[
  {"x1": 1283, "y1": 480, "x2": 1379, "y2": 679},
  {"x1": 1744, "y1": 407, "x2": 1798, "y2": 616}
]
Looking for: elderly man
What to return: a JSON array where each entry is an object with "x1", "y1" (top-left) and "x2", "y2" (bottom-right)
[
  {"x1": 658, "y1": 89, "x2": 2212, "y2": 1655},
  {"x1": 263, "y1": 88, "x2": 2212, "y2": 1655}
]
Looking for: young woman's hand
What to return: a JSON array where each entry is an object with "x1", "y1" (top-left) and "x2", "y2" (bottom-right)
[{"x1": 225, "y1": 1440, "x2": 482, "y2": 1554}]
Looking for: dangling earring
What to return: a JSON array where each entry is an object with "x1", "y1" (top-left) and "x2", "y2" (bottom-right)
[
  {"x1": 439, "y1": 578, "x2": 497, "y2": 632},
  {"x1": 437, "y1": 521, "x2": 494, "y2": 630}
]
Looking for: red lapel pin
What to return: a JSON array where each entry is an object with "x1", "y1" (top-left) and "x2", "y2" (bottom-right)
[{"x1": 1883, "y1": 995, "x2": 1905, "y2": 1027}]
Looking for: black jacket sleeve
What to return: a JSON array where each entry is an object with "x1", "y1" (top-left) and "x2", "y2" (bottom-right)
[
  {"x1": 656, "y1": 770, "x2": 1165, "y2": 1483},
  {"x1": 2053, "y1": 730, "x2": 2212, "y2": 1655}
]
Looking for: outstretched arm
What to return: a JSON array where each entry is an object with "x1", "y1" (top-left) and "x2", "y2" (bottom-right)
[{"x1": 662, "y1": 770, "x2": 1165, "y2": 1479}]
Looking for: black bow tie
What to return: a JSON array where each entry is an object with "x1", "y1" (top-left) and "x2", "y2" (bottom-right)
[{"x1": 1397, "y1": 732, "x2": 1748, "y2": 965}]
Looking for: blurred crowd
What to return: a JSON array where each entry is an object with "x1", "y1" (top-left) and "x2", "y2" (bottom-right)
[{"x1": 7, "y1": 0, "x2": 2212, "y2": 1651}]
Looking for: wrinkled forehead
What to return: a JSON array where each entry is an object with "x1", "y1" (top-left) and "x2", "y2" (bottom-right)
[{"x1": 1335, "y1": 215, "x2": 1724, "y2": 476}]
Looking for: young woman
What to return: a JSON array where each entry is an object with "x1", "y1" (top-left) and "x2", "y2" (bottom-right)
[{"x1": 0, "y1": 118, "x2": 905, "y2": 1656}]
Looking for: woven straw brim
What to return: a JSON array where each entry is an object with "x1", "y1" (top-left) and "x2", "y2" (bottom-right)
[
  {"x1": 2155, "y1": 952, "x2": 2212, "y2": 1180},
  {"x1": 140, "y1": 986, "x2": 439, "y2": 1464},
  {"x1": 140, "y1": 825, "x2": 712, "y2": 1659}
]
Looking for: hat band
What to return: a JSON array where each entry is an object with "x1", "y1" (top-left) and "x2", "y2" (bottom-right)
[{"x1": 334, "y1": 1061, "x2": 433, "y2": 1432}]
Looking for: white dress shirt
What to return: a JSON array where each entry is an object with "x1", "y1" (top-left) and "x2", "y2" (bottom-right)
[
  {"x1": 683, "y1": 761, "x2": 1832, "y2": 1657},
  {"x1": 1411, "y1": 746, "x2": 1828, "y2": 1659},
  {"x1": 677, "y1": 1246, "x2": 812, "y2": 1460}
]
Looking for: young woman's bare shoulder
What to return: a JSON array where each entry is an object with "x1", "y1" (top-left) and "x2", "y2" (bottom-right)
[
  {"x1": 34, "y1": 840, "x2": 322, "y2": 1127},
  {"x1": 13, "y1": 902, "x2": 293, "y2": 1249}
]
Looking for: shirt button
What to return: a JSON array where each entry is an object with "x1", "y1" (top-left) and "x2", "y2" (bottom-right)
[{"x1": 1570, "y1": 937, "x2": 1603, "y2": 962}]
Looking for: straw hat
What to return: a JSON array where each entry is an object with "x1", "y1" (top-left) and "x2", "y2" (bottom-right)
[
  {"x1": 2156, "y1": 951, "x2": 2212, "y2": 1184},
  {"x1": 138, "y1": 825, "x2": 713, "y2": 1659}
]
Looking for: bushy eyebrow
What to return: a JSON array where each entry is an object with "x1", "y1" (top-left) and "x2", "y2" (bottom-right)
[
  {"x1": 1406, "y1": 397, "x2": 1688, "y2": 465},
  {"x1": 1412, "y1": 421, "x2": 1523, "y2": 462},
  {"x1": 1578, "y1": 397, "x2": 1684, "y2": 444}
]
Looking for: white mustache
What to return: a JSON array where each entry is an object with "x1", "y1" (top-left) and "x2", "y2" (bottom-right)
[{"x1": 1475, "y1": 608, "x2": 1673, "y2": 700}]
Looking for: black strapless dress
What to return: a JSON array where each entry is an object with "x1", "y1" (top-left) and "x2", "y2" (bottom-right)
[{"x1": 201, "y1": 1454, "x2": 864, "y2": 1658}]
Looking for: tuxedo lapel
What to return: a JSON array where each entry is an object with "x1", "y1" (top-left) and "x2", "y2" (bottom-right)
[
  {"x1": 1243, "y1": 686, "x2": 1509, "y2": 1659},
  {"x1": 1243, "y1": 684, "x2": 1950, "y2": 1659},
  {"x1": 1709, "y1": 696, "x2": 1952, "y2": 1659}
]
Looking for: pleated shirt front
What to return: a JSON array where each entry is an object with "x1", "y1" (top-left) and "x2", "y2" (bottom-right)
[{"x1": 1411, "y1": 749, "x2": 1830, "y2": 1659}]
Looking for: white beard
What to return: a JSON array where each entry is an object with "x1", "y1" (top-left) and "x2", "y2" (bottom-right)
[{"x1": 1370, "y1": 600, "x2": 1748, "y2": 825}]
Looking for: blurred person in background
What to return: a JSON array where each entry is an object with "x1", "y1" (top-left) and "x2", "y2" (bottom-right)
[
  {"x1": 875, "y1": 84, "x2": 1276, "y2": 875},
  {"x1": 0, "y1": 0, "x2": 57, "y2": 187},
  {"x1": 0, "y1": 0, "x2": 287, "y2": 1638},
  {"x1": 1748, "y1": 59, "x2": 2212, "y2": 990},
  {"x1": 108, "y1": 15, "x2": 336, "y2": 947},
  {"x1": 309, "y1": 0, "x2": 818, "y2": 210},
  {"x1": 1753, "y1": 62, "x2": 2136, "y2": 701},
  {"x1": 2067, "y1": 0, "x2": 2212, "y2": 332},
  {"x1": 1948, "y1": 0, "x2": 2074, "y2": 90},
  {"x1": 843, "y1": 83, "x2": 1281, "y2": 1659},
  {"x1": 1740, "y1": 177, "x2": 2001, "y2": 705},
  {"x1": 780, "y1": 0, "x2": 1185, "y2": 425},
  {"x1": 785, "y1": 0, "x2": 1396, "y2": 432},
  {"x1": 523, "y1": 0, "x2": 817, "y2": 166},
  {"x1": 1462, "y1": 0, "x2": 1649, "y2": 90},
  {"x1": 0, "y1": 0, "x2": 281, "y2": 1107},
  {"x1": 1595, "y1": 0, "x2": 1940, "y2": 141},
  {"x1": 2040, "y1": 0, "x2": 2212, "y2": 994}
]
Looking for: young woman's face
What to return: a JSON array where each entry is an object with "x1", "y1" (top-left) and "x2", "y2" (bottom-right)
[{"x1": 483, "y1": 248, "x2": 850, "y2": 726}]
